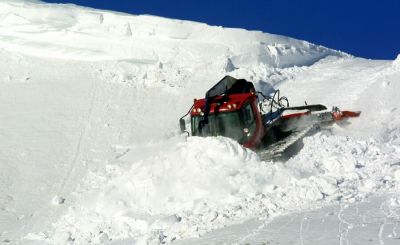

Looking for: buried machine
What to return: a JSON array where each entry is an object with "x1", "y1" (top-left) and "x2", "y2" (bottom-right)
[{"x1": 179, "y1": 76, "x2": 361, "y2": 160}]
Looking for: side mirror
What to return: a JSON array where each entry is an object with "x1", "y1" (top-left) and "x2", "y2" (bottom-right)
[{"x1": 179, "y1": 118, "x2": 186, "y2": 132}]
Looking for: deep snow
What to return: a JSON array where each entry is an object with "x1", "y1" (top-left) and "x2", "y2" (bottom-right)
[{"x1": 0, "y1": 0, "x2": 400, "y2": 244}]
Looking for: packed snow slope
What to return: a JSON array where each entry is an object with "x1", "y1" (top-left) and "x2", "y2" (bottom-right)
[{"x1": 0, "y1": 0, "x2": 399, "y2": 244}]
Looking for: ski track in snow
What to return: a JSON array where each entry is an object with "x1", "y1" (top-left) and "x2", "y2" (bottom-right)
[{"x1": 0, "y1": 0, "x2": 400, "y2": 244}]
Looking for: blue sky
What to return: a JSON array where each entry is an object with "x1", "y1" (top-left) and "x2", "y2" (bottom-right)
[{"x1": 43, "y1": 0, "x2": 399, "y2": 60}]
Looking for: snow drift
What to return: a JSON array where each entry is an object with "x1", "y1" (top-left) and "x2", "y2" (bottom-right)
[{"x1": 0, "y1": 0, "x2": 399, "y2": 244}]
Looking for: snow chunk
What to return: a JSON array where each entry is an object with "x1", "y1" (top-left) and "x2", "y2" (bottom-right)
[
  {"x1": 394, "y1": 169, "x2": 400, "y2": 181},
  {"x1": 51, "y1": 195, "x2": 65, "y2": 205},
  {"x1": 24, "y1": 232, "x2": 48, "y2": 241}
]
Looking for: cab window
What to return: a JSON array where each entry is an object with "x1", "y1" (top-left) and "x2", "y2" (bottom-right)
[{"x1": 242, "y1": 103, "x2": 256, "y2": 136}]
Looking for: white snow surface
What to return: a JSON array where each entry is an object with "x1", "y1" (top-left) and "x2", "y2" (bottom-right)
[{"x1": 0, "y1": 0, "x2": 400, "y2": 244}]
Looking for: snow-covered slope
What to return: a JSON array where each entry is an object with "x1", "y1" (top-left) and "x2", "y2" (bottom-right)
[{"x1": 0, "y1": 0, "x2": 399, "y2": 244}]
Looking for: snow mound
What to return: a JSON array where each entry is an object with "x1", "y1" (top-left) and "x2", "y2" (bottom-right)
[
  {"x1": 51, "y1": 136, "x2": 266, "y2": 243},
  {"x1": 51, "y1": 131, "x2": 400, "y2": 243}
]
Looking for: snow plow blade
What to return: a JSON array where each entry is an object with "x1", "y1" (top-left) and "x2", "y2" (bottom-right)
[{"x1": 333, "y1": 110, "x2": 361, "y2": 121}]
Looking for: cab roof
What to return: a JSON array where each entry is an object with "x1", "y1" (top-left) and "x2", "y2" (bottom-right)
[{"x1": 191, "y1": 93, "x2": 256, "y2": 116}]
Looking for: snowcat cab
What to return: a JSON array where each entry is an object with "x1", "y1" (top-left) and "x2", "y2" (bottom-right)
[{"x1": 181, "y1": 76, "x2": 265, "y2": 148}]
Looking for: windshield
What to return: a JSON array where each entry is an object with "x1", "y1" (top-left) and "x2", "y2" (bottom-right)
[{"x1": 191, "y1": 111, "x2": 244, "y2": 142}]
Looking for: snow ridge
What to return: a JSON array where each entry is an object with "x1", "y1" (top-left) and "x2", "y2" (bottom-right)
[{"x1": 0, "y1": 0, "x2": 341, "y2": 67}]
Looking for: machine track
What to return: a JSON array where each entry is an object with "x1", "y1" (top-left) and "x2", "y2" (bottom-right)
[{"x1": 258, "y1": 125, "x2": 315, "y2": 161}]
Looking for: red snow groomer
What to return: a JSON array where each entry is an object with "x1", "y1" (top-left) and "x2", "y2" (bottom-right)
[{"x1": 179, "y1": 76, "x2": 360, "y2": 160}]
